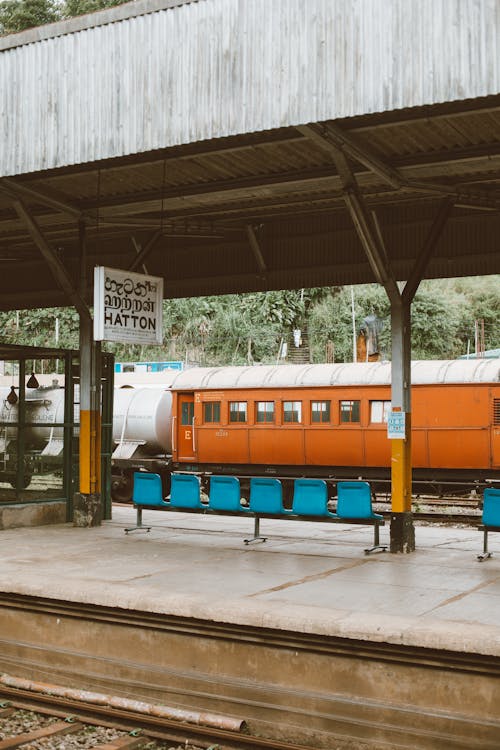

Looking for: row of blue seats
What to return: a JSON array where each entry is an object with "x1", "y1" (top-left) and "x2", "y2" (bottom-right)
[{"x1": 126, "y1": 472, "x2": 386, "y2": 553}]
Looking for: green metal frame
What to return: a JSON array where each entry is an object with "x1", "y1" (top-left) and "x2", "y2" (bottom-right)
[{"x1": 0, "y1": 345, "x2": 114, "y2": 521}]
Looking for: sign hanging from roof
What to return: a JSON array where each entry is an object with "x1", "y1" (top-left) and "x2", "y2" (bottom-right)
[{"x1": 93, "y1": 266, "x2": 163, "y2": 345}]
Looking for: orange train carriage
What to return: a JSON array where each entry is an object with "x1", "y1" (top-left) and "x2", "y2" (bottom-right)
[{"x1": 168, "y1": 360, "x2": 500, "y2": 494}]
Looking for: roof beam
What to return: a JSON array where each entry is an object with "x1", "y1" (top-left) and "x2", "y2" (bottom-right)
[
  {"x1": 74, "y1": 165, "x2": 499, "y2": 220},
  {"x1": 314, "y1": 140, "x2": 400, "y2": 299},
  {"x1": 1, "y1": 247, "x2": 497, "y2": 312},
  {"x1": 297, "y1": 123, "x2": 402, "y2": 188},
  {"x1": 0, "y1": 177, "x2": 85, "y2": 220},
  {"x1": 246, "y1": 224, "x2": 267, "y2": 275},
  {"x1": 297, "y1": 123, "x2": 500, "y2": 211},
  {"x1": 300, "y1": 124, "x2": 457, "y2": 302},
  {"x1": 128, "y1": 230, "x2": 162, "y2": 272},
  {"x1": 12, "y1": 198, "x2": 90, "y2": 320},
  {"x1": 402, "y1": 197, "x2": 455, "y2": 304},
  {"x1": 349, "y1": 99, "x2": 500, "y2": 132}
]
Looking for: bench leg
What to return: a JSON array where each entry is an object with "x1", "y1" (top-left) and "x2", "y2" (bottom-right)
[
  {"x1": 124, "y1": 506, "x2": 152, "y2": 534},
  {"x1": 364, "y1": 522, "x2": 388, "y2": 555},
  {"x1": 477, "y1": 528, "x2": 492, "y2": 561},
  {"x1": 244, "y1": 516, "x2": 267, "y2": 545}
]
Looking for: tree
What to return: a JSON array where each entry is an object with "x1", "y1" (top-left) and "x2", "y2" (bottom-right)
[
  {"x1": 0, "y1": 0, "x2": 58, "y2": 34},
  {"x1": 410, "y1": 288, "x2": 463, "y2": 359},
  {"x1": 61, "y1": 0, "x2": 129, "y2": 19},
  {"x1": 0, "y1": 0, "x2": 130, "y2": 36},
  {"x1": 0, "y1": 277, "x2": 497, "y2": 366}
]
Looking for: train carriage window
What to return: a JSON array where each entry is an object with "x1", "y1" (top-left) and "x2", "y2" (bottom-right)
[
  {"x1": 256, "y1": 401, "x2": 274, "y2": 423},
  {"x1": 229, "y1": 401, "x2": 247, "y2": 423},
  {"x1": 340, "y1": 400, "x2": 360, "y2": 423},
  {"x1": 311, "y1": 400, "x2": 330, "y2": 423},
  {"x1": 283, "y1": 401, "x2": 302, "y2": 423},
  {"x1": 204, "y1": 401, "x2": 221, "y2": 423},
  {"x1": 370, "y1": 400, "x2": 391, "y2": 423},
  {"x1": 181, "y1": 401, "x2": 194, "y2": 425}
]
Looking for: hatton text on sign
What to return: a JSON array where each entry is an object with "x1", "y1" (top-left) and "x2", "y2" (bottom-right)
[{"x1": 94, "y1": 266, "x2": 163, "y2": 345}]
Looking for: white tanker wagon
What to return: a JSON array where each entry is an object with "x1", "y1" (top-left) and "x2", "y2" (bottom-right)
[
  {"x1": 111, "y1": 387, "x2": 173, "y2": 502},
  {"x1": 0, "y1": 385, "x2": 173, "y2": 498},
  {"x1": 0, "y1": 385, "x2": 72, "y2": 488}
]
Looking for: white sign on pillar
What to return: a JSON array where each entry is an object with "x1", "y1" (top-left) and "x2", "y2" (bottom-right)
[
  {"x1": 387, "y1": 410, "x2": 406, "y2": 439},
  {"x1": 93, "y1": 266, "x2": 163, "y2": 345}
]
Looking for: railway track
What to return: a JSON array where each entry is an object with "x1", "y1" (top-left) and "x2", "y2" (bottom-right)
[
  {"x1": 0, "y1": 688, "x2": 312, "y2": 750},
  {"x1": 374, "y1": 496, "x2": 482, "y2": 525}
]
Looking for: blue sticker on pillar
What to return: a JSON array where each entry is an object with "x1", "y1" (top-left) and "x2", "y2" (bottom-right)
[{"x1": 387, "y1": 411, "x2": 406, "y2": 439}]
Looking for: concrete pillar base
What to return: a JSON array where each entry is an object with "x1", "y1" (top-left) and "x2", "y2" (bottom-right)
[
  {"x1": 390, "y1": 512, "x2": 415, "y2": 553},
  {"x1": 73, "y1": 493, "x2": 102, "y2": 527}
]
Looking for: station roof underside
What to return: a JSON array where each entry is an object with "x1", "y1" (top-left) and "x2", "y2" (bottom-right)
[{"x1": 1, "y1": 94, "x2": 500, "y2": 311}]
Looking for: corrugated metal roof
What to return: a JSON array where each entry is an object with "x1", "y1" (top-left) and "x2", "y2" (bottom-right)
[
  {"x1": 1, "y1": 0, "x2": 499, "y2": 176},
  {"x1": 0, "y1": 2, "x2": 499, "y2": 308},
  {"x1": 169, "y1": 360, "x2": 500, "y2": 391}
]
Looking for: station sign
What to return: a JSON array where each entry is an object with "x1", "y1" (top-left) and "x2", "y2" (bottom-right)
[
  {"x1": 94, "y1": 266, "x2": 163, "y2": 345},
  {"x1": 387, "y1": 410, "x2": 406, "y2": 439}
]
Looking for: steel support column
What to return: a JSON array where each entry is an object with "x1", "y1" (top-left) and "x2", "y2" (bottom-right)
[
  {"x1": 324, "y1": 145, "x2": 416, "y2": 551},
  {"x1": 73, "y1": 221, "x2": 102, "y2": 527},
  {"x1": 297, "y1": 124, "x2": 456, "y2": 552},
  {"x1": 389, "y1": 297, "x2": 415, "y2": 552},
  {"x1": 73, "y1": 314, "x2": 102, "y2": 526}
]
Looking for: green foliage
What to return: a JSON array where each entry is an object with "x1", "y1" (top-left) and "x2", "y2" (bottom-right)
[
  {"x1": 62, "y1": 0, "x2": 126, "y2": 18},
  {"x1": 0, "y1": 0, "x2": 130, "y2": 35},
  {"x1": 0, "y1": 308, "x2": 79, "y2": 348},
  {"x1": 0, "y1": 0, "x2": 58, "y2": 34},
  {"x1": 0, "y1": 277, "x2": 497, "y2": 366},
  {"x1": 309, "y1": 285, "x2": 390, "y2": 363},
  {"x1": 410, "y1": 286, "x2": 463, "y2": 359}
]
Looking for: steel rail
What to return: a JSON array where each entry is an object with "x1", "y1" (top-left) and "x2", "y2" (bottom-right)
[
  {"x1": 0, "y1": 688, "x2": 311, "y2": 750},
  {"x1": 378, "y1": 511, "x2": 481, "y2": 525}
]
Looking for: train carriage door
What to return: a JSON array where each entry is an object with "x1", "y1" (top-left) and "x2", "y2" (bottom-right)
[
  {"x1": 177, "y1": 394, "x2": 196, "y2": 461},
  {"x1": 492, "y1": 394, "x2": 500, "y2": 468}
]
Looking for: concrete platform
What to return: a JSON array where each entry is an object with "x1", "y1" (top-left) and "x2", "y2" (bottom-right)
[
  {"x1": 0, "y1": 506, "x2": 499, "y2": 653},
  {"x1": 1, "y1": 507, "x2": 500, "y2": 749}
]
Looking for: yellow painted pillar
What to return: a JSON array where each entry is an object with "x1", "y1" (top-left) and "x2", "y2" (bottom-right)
[
  {"x1": 79, "y1": 408, "x2": 101, "y2": 495},
  {"x1": 391, "y1": 415, "x2": 412, "y2": 513},
  {"x1": 389, "y1": 299, "x2": 415, "y2": 552},
  {"x1": 74, "y1": 312, "x2": 102, "y2": 526}
]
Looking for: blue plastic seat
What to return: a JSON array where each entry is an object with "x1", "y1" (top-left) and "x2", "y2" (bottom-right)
[
  {"x1": 125, "y1": 472, "x2": 169, "y2": 533},
  {"x1": 249, "y1": 477, "x2": 284, "y2": 514},
  {"x1": 477, "y1": 487, "x2": 500, "y2": 561},
  {"x1": 333, "y1": 481, "x2": 383, "y2": 521},
  {"x1": 169, "y1": 473, "x2": 204, "y2": 509},
  {"x1": 244, "y1": 477, "x2": 284, "y2": 544},
  {"x1": 133, "y1": 472, "x2": 168, "y2": 508},
  {"x1": 332, "y1": 481, "x2": 386, "y2": 554},
  {"x1": 291, "y1": 478, "x2": 331, "y2": 516},
  {"x1": 482, "y1": 487, "x2": 500, "y2": 527},
  {"x1": 209, "y1": 475, "x2": 244, "y2": 512}
]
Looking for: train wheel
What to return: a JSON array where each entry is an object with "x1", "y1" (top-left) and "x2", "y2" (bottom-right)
[{"x1": 111, "y1": 471, "x2": 134, "y2": 503}]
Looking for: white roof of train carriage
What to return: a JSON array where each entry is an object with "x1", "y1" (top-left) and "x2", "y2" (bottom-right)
[{"x1": 169, "y1": 360, "x2": 500, "y2": 391}]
